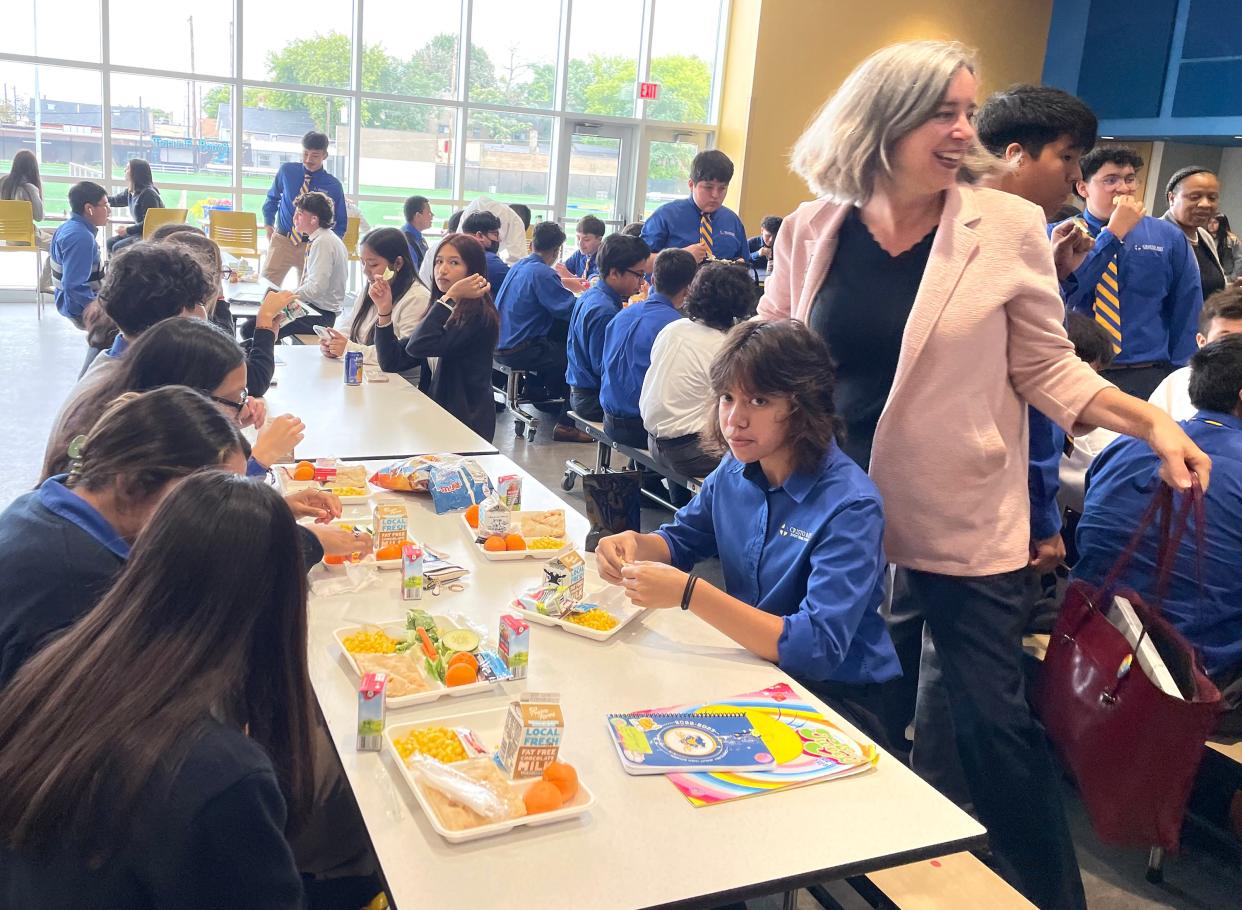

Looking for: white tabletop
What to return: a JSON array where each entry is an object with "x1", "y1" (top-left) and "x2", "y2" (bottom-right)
[
  {"x1": 262, "y1": 347, "x2": 498, "y2": 461},
  {"x1": 307, "y1": 456, "x2": 985, "y2": 909},
  {"x1": 221, "y1": 277, "x2": 272, "y2": 317}
]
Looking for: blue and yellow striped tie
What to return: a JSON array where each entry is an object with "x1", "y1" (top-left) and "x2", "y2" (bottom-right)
[
  {"x1": 699, "y1": 213, "x2": 713, "y2": 257},
  {"x1": 1094, "y1": 256, "x2": 1122, "y2": 355}
]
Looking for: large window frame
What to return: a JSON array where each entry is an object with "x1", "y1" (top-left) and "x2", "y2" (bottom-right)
[{"x1": 0, "y1": 0, "x2": 729, "y2": 228}]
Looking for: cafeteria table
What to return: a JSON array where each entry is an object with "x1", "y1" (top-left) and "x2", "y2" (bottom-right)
[{"x1": 302, "y1": 454, "x2": 986, "y2": 910}]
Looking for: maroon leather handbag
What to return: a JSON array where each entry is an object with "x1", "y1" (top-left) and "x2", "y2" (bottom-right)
[{"x1": 1035, "y1": 479, "x2": 1221, "y2": 852}]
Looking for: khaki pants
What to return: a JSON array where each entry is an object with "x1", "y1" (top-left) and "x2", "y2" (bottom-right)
[{"x1": 262, "y1": 230, "x2": 307, "y2": 286}]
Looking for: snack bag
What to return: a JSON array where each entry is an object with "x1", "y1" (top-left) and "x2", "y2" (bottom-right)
[
  {"x1": 369, "y1": 455, "x2": 445, "y2": 492},
  {"x1": 428, "y1": 461, "x2": 493, "y2": 514}
]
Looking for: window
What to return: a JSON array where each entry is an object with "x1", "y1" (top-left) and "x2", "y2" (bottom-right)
[
  {"x1": 468, "y1": 0, "x2": 560, "y2": 110},
  {"x1": 0, "y1": 0, "x2": 100, "y2": 62},
  {"x1": 357, "y1": 101, "x2": 454, "y2": 199},
  {"x1": 644, "y1": 138, "x2": 700, "y2": 217},
  {"x1": 464, "y1": 110, "x2": 553, "y2": 205},
  {"x1": 242, "y1": 0, "x2": 355, "y2": 89},
  {"x1": 108, "y1": 0, "x2": 234, "y2": 77},
  {"x1": 647, "y1": 0, "x2": 723, "y2": 123},
  {"x1": 239, "y1": 90, "x2": 351, "y2": 188},
  {"x1": 566, "y1": 0, "x2": 644, "y2": 118},
  {"x1": 363, "y1": 0, "x2": 463, "y2": 100}
]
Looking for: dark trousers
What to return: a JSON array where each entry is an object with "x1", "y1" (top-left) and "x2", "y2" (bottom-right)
[
  {"x1": 495, "y1": 337, "x2": 571, "y2": 426},
  {"x1": 570, "y1": 387, "x2": 602, "y2": 421},
  {"x1": 106, "y1": 232, "x2": 139, "y2": 254},
  {"x1": 1100, "y1": 361, "x2": 1173, "y2": 400},
  {"x1": 604, "y1": 412, "x2": 649, "y2": 449},
  {"x1": 649, "y1": 433, "x2": 721, "y2": 507},
  {"x1": 887, "y1": 568, "x2": 1086, "y2": 910}
]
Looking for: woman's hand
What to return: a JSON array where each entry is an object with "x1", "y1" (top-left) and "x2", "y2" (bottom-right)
[
  {"x1": 238, "y1": 396, "x2": 267, "y2": 429},
  {"x1": 370, "y1": 274, "x2": 393, "y2": 314},
  {"x1": 284, "y1": 488, "x2": 342, "y2": 523},
  {"x1": 1148, "y1": 412, "x2": 1212, "y2": 492},
  {"x1": 594, "y1": 531, "x2": 641, "y2": 583},
  {"x1": 310, "y1": 524, "x2": 374, "y2": 558},
  {"x1": 251, "y1": 413, "x2": 306, "y2": 468},
  {"x1": 320, "y1": 327, "x2": 348, "y2": 358},
  {"x1": 620, "y1": 561, "x2": 690, "y2": 610},
  {"x1": 445, "y1": 273, "x2": 490, "y2": 301}
]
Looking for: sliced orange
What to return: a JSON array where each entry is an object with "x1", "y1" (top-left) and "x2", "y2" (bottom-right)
[
  {"x1": 447, "y1": 651, "x2": 479, "y2": 674},
  {"x1": 445, "y1": 662, "x2": 477, "y2": 687}
]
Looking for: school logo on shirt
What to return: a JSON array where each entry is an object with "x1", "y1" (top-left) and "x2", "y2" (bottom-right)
[
  {"x1": 777, "y1": 523, "x2": 812, "y2": 542},
  {"x1": 1134, "y1": 243, "x2": 1164, "y2": 253}
]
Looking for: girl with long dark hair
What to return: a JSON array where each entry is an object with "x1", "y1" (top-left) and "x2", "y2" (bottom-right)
[
  {"x1": 107, "y1": 158, "x2": 163, "y2": 254},
  {"x1": 2, "y1": 149, "x2": 53, "y2": 289},
  {"x1": 1210, "y1": 213, "x2": 1242, "y2": 282},
  {"x1": 0, "y1": 471, "x2": 314, "y2": 909},
  {"x1": 373, "y1": 232, "x2": 501, "y2": 440}
]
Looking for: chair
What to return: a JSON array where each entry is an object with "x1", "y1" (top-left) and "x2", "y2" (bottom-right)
[
  {"x1": 0, "y1": 199, "x2": 46, "y2": 319},
  {"x1": 343, "y1": 215, "x2": 361, "y2": 261},
  {"x1": 141, "y1": 207, "x2": 188, "y2": 240},
  {"x1": 207, "y1": 211, "x2": 261, "y2": 270}
]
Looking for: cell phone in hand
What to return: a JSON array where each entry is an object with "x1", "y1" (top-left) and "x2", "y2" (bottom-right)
[{"x1": 312, "y1": 325, "x2": 333, "y2": 340}]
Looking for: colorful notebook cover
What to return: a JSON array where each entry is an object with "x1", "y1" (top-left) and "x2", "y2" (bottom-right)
[
  {"x1": 606, "y1": 712, "x2": 780, "y2": 774},
  {"x1": 630, "y1": 683, "x2": 879, "y2": 807}
]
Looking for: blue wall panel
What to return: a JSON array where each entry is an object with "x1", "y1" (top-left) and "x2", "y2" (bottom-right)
[
  {"x1": 1182, "y1": 0, "x2": 1242, "y2": 58},
  {"x1": 1173, "y1": 60, "x2": 1242, "y2": 116},
  {"x1": 1075, "y1": 0, "x2": 1179, "y2": 119}
]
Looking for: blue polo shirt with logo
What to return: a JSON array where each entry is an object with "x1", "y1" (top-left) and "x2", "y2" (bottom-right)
[{"x1": 642, "y1": 196, "x2": 751, "y2": 262}]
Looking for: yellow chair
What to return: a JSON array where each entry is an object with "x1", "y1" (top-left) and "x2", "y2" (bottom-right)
[
  {"x1": 141, "y1": 207, "x2": 188, "y2": 240},
  {"x1": 0, "y1": 199, "x2": 46, "y2": 319},
  {"x1": 343, "y1": 215, "x2": 361, "y2": 262},
  {"x1": 207, "y1": 210, "x2": 261, "y2": 269}
]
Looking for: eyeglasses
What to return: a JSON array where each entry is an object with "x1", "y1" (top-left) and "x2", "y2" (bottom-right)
[
  {"x1": 1095, "y1": 174, "x2": 1139, "y2": 189},
  {"x1": 626, "y1": 268, "x2": 646, "y2": 280},
  {"x1": 210, "y1": 388, "x2": 249, "y2": 413}
]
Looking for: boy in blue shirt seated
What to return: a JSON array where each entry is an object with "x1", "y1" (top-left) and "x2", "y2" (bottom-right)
[
  {"x1": 461, "y1": 210, "x2": 511, "y2": 294},
  {"x1": 495, "y1": 221, "x2": 591, "y2": 442},
  {"x1": 599, "y1": 249, "x2": 695, "y2": 448},
  {"x1": 565, "y1": 233, "x2": 651, "y2": 421},
  {"x1": 50, "y1": 181, "x2": 109, "y2": 370},
  {"x1": 596, "y1": 319, "x2": 901, "y2": 740},
  {"x1": 641, "y1": 149, "x2": 751, "y2": 266},
  {"x1": 1075, "y1": 334, "x2": 1242, "y2": 733},
  {"x1": 559, "y1": 215, "x2": 605, "y2": 283}
]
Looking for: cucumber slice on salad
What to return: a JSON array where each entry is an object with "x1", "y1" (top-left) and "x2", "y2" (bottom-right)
[{"x1": 441, "y1": 629, "x2": 480, "y2": 653}]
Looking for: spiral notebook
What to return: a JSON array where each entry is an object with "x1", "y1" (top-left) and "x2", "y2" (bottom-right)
[{"x1": 605, "y1": 712, "x2": 784, "y2": 774}]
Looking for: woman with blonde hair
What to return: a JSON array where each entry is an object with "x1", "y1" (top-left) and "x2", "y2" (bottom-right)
[{"x1": 761, "y1": 40, "x2": 1210, "y2": 910}]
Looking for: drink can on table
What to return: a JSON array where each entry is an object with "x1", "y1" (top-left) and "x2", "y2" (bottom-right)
[{"x1": 344, "y1": 350, "x2": 363, "y2": 385}]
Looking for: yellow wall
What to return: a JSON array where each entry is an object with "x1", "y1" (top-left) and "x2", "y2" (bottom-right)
[{"x1": 719, "y1": 0, "x2": 1055, "y2": 229}]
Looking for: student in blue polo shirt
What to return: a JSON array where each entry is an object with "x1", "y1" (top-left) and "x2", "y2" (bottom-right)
[
  {"x1": 596, "y1": 319, "x2": 901, "y2": 739},
  {"x1": 565, "y1": 233, "x2": 651, "y2": 421},
  {"x1": 261, "y1": 131, "x2": 347, "y2": 286},
  {"x1": 599, "y1": 248, "x2": 696, "y2": 447},
  {"x1": 1053, "y1": 146, "x2": 1202, "y2": 399},
  {"x1": 1075, "y1": 334, "x2": 1242, "y2": 733},
  {"x1": 402, "y1": 195, "x2": 433, "y2": 273},
  {"x1": 561, "y1": 215, "x2": 605, "y2": 281},
  {"x1": 641, "y1": 150, "x2": 751, "y2": 265},
  {"x1": 495, "y1": 221, "x2": 591, "y2": 442},
  {"x1": 51, "y1": 181, "x2": 109, "y2": 369},
  {"x1": 461, "y1": 210, "x2": 511, "y2": 293}
]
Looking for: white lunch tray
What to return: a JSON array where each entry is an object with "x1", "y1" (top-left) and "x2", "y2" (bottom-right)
[
  {"x1": 458, "y1": 515, "x2": 572, "y2": 561},
  {"x1": 512, "y1": 568, "x2": 644, "y2": 641}
]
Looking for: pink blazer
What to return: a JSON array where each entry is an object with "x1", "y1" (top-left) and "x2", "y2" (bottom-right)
[{"x1": 758, "y1": 185, "x2": 1113, "y2": 576}]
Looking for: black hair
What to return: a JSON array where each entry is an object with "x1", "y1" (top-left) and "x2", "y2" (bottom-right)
[
  {"x1": 444, "y1": 210, "x2": 464, "y2": 233},
  {"x1": 68, "y1": 181, "x2": 107, "y2": 215},
  {"x1": 760, "y1": 215, "x2": 783, "y2": 235},
  {"x1": 1189, "y1": 335, "x2": 1242, "y2": 415},
  {"x1": 0, "y1": 150, "x2": 42, "y2": 199},
  {"x1": 302, "y1": 131, "x2": 329, "y2": 152},
  {"x1": 1052, "y1": 202, "x2": 1083, "y2": 223},
  {"x1": 620, "y1": 221, "x2": 644, "y2": 237},
  {"x1": 352, "y1": 227, "x2": 420, "y2": 343},
  {"x1": 126, "y1": 159, "x2": 154, "y2": 192},
  {"x1": 99, "y1": 241, "x2": 215, "y2": 336},
  {"x1": 533, "y1": 220, "x2": 566, "y2": 254},
  {"x1": 597, "y1": 233, "x2": 651, "y2": 279},
  {"x1": 974, "y1": 84, "x2": 1098, "y2": 158},
  {"x1": 576, "y1": 215, "x2": 606, "y2": 238},
  {"x1": 1064, "y1": 311, "x2": 1115, "y2": 369},
  {"x1": 1166, "y1": 166, "x2": 1216, "y2": 196},
  {"x1": 293, "y1": 190, "x2": 335, "y2": 229},
  {"x1": 404, "y1": 195, "x2": 429, "y2": 222},
  {"x1": 509, "y1": 204, "x2": 532, "y2": 229},
  {"x1": 149, "y1": 223, "x2": 204, "y2": 241},
  {"x1": 690, "y1": 149, "x2": 734, "y2": 184},
  {"x1": 1078, "y1": 145, "x2": 1144, "y2": 186},
  {"x1": 461, "y1": 211, "x2": 502, "y2": 236},
  {"x1": 652, "y1": 248, "x2": 697, "y2": 297},
  {"x1": 683, "y1": 262, "x2": 755, "y2": 332},
  {"x1": 1200, "y1": 285, "x2": 1242, "y2": 335}
]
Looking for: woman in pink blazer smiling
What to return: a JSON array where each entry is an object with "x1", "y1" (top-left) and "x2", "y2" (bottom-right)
[{"x1": 758, "y1": 41, "x2": 1209, "y2": 910}]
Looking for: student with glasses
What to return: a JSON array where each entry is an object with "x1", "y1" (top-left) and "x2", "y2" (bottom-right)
[
  {"x1": 565, "y1": 233, "x2": 652, "y2": 421},
  {"x1": 1052, "y1": 146, "x2": 1203, "y2": 398}
]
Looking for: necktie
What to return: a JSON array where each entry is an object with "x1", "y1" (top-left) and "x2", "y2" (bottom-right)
[
  {"x1": 580, "y1": 255, "x2": 590, "y2": 279},
  {"x1": 296, "y1": 170, "x2": 312, "y2": 243},
  {"x1": 1093, "y1": 255, "x2": 1122, "y2": 355},
  {"x1": 699, "y1": 213, "x2": 713, "y2": 257}
]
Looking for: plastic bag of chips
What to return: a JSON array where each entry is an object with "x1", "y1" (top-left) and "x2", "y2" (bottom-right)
[
  {"x1": 369, "y1": 455, "x2": 448, "y2": 492},
  {"x1": 428, "y1": 460, "x2": 493, "y2": 514}
]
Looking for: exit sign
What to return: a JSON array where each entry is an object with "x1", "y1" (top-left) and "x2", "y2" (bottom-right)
[{"x1": 639, "y1": 82, "x2": 660, "y2": 100}]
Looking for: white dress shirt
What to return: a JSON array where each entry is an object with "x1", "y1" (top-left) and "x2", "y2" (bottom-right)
[
  {"x1": 295, "y1": 227, "x2": 349, "y2": 313},
  {"x1": 461, "y1": 196, "x2": 529, "y2": 263},
  {"x1": 1148, "y1": 365, "x2": 1195, "y2": 422},
  {"x1": 639, "y1": 319, "x2": 726, "y2": 439}
]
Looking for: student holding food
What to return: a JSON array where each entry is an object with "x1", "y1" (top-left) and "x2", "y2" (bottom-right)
[
  {"x1": 0, "y1": 472, "x2": 314, "y2": 909},
  {"x1": 373, "y1": 233, "x2": 501, "y2": 442},
  {"x1": 595, "y1": 320, "x2": 900, "y2": 738},
  {"x1": 319, "y1": 226, "x2": 431, "y2": 365}
]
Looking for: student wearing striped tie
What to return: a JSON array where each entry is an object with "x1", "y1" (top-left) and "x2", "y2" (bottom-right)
[
  {"x1": 1054, "y1": 146, "x2": 1203, "y2": 399},
  {"x1": 641, "y1": 150, "x2": 751, "y2": 266},
  {"x1": 261, "y1": 131, "x2": 348, "y2": 287}
]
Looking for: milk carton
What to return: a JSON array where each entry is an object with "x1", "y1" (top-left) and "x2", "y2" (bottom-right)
[
  {"x1": 497, "y1": 693, "x2": 563, "y2": 778},
  {"x1": 543, "y1": 550, "x2": 586, "y2": 607},
  {"x1": 401, "y1": 543, "x2": 424, "y2": 602},
  {"x1": 373, "y1": 502, "x2": 409, "y2": 552},
  {"x1": 498, "y1": 614, "x2": 529, "y2": 679},
  {"x1": 357, "y1": 672, "x2": 387, "y2": 751}
]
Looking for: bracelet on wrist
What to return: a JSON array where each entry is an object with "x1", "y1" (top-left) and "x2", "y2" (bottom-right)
[{"x1": 680, "y1": 573, "x2": 700, "y2": 611}]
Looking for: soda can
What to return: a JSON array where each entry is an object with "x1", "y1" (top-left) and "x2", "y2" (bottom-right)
[{"x1": 344, "y1": 350, "x2": 363, "y2": 385}]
